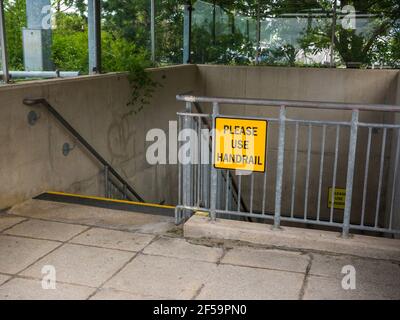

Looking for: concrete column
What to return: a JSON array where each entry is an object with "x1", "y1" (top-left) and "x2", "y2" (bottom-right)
[{"x1": 23, "y1": 0, "x2": 53, "y2": 71}]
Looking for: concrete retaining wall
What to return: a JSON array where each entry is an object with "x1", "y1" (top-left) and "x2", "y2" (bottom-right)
[
  {"x1": 0, "y1": 64, "x2": 399, "y2": 230},
  {"x1": 0, "y1": 64, "x2": 201, "y2": 209},
  {"x1": 198, "y1": 65, "x2": 400, "y2": 226}
]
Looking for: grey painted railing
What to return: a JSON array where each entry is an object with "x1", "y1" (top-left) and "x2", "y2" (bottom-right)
[{"x1": 176, "y1": 95, "x2": 400, "y2": 238}]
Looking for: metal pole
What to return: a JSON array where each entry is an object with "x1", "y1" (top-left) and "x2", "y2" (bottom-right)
[
  {"x1": 330, "y1": 0, "x2": 337, "y2": 67},
  {"x1": 255, "y1": 1, "x2": 261, "y2": 65},
  {"x1": 182, "y1": 102, "x2": 193, "y2": 218},
  {"x1": 104, "y1": 165, "x2": 109, "y2": 198},
  {"x1": 342, "y1": 110, "x2": 359, "y2": 238},
  {"x1": 88, "y1": 0, "x2": 101, "y2": 74},
  {"x1": 183, "y1": 1, "x2": 192, "y2": 64},
  {"x1": 274, "y1": 106, "x2": 286, "y2": 229},
  {"x1": 210, "y1": 102, "x2": 219, "y2": 221},
  {"x1": 150, "y1": 0, "x2": 156, "y2": 64},
  {"x1": 0, "y1": 0, "x2": 9, "y2": 83}
]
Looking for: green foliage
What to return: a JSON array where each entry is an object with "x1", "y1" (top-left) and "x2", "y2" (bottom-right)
[
  {"x1": 101, "y1": 32, "x2": 159, "y2": 114},
  {"x1": 52, "y1": 12, "x2": 88, "y2": 73},
  {"x1": 4, "y1": 0, "x2": 26, "y2": 70},
  {"x1": 260, "y1": 44, "x2": 299, "y2": 66}
]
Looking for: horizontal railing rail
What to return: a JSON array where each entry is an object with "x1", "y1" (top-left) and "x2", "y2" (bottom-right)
[
  {"x1": 176, "y1": 94, "x2": 400, "y2": 238},
  {"x1": 177, "y1": 95, "x2": 400, "y2": 113},
  {"x1": 23, "y1": 98, "x2": 144, "y2": 203}
]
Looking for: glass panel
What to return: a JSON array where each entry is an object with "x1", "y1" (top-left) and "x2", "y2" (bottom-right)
[{"x1": 191, "y1": 0, "x2": 400, "y2": 69}]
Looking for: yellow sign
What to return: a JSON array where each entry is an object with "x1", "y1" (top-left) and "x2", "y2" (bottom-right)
[
  {"x1": 214, "y1": 117, "x2": 268, "y2": 172},
  {"x1": 328, "y1": 188, "x2": 346, "y2": 210}
]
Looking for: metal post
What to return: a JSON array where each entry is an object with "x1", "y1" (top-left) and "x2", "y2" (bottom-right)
[
  {"x1": 210, "y1": 102, "x2": 219, "y2": 221},
  {"x1": 104, "y1": 165, "x2": 109, "y2": 198},
  {"x1": 150, "y1": 0, "x2": 156, "y2": 64},
  {"x1": 183, "y1": 1, "x2": 192, "y2": 64},
  {"x1": 255, "y1": 1, "x2": 261, "y2": 65},
  {"x1": 23, "y1": 0, "x2": 53, "y2": 71},
  {"x1": 182, "y1": 102, "x2": 193, "y2": 218},
  {"x1": 0, "y1": 0, "x2": 9, "y2": 83},
  {"x1": 274, "y1": 106, "x2": 286, "y2": 229},
  {"x1": 88, "y1": 0, "x2": 101, "y2": 74},
  {"x1": 330, "y1": 0, "x2": 337, "y2": 67},
  {"x1": 342, "y1": 110, "x2": 359, "y2": 238}
]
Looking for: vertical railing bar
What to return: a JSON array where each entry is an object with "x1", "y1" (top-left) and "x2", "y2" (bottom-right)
[
  {"x1": 192, "y1": 114, "x2": 197, "y2": 210},
  {"x1": 123, "y1": 184, "x2": 127, "y2": 200},
  {"x1": 178, "y1": 115, "x2": 182, "y2": 208},
  {"x1": 342, "y1": 110, "x2": 359, "y2": 238},
  {"x1": 104, "y1": 165, "x2": 109, "y2": 198},
  {"x1": 361, "y1": 127, "x2": 372, "y2": 226},
  {"x1": 197, "y1": 116, "x2": 201, "y2": 207},
  {"x1": 225, "y1": 170, "x2": 229, "y2": 211},
  {"x1": 210, "y1": 102, "x2": 219, "y2": 221},
  {"x1": 330, "y1": 125, "x2": 340, "y2": 223},
  {"x1": 317, "y1": 125, "x2": 327, "y2": 222},
  {"x1": 304, "y1": 124, "x2": 312, "y2": 220},
  {"x1": 375, "y1": 128, "x2": 387, "y2": 228},
  {"x1": 250, "y1": 173, "x2": 254, "y2": 214},
  {"x1": 237, "y1": 174, "x2": 242, "y2": 212},
  {"x1": 182, "y1": 102, "x2": 193, "y2": 219},
  {"x1": 290, "y1": 122, "x2": 299, "y2": 218},
  {"x1": 274, "y1": 106, "x2": 286, "y2": 229},
  {"x1": 389, "y1": 128, "x2": 400, "y2": 230},
  {"x1": 262, "y1": 169, "x2": 267, "y2": 215}
]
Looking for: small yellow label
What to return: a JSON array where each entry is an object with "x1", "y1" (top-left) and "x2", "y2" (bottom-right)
[
  {"x1": 214, "y1": 117, "x2": 268, "y2": 172},
  {"x1": 328, "y1": 188, "x2": 346, "y2": 210}
]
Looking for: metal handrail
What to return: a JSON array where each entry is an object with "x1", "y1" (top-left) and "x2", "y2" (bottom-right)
[
  {"x1": 177, "y1": 95, "x2": 400, "y2": 112},
  {"x1": 192, "y1": 101, "x2": 249, "y2": 213},
  {"x1": 23, "y1": 98, "x2": 145, "y2": 203}
]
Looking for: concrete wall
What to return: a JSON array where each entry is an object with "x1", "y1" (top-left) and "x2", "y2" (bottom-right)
[
  {"x1": 0, "y1": 64, "x2": 201, "y2": 209},
  {"x1": 0, "y1": 64, "x2": 399, "y2": 231},
  {"x1": 198, "y1": 65, "x2": 400, "y2": 226}
]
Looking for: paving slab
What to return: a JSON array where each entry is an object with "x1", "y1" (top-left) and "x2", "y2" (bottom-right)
[
  {"x1": 222, "y1": 247, "x2": 310, "y2": 273},
  {"x1": 0, "y1": 274, "x2": 10, "y2": 286},
  {"x1": 303, "y1": 275, "x2": 400, "y2": 300},
  {"x1": 185, "y1": 216, "x2": 400, "y2": 261},
  {"x1": 10, "y1": 199, "x2": 175, "y2": 234},
  {"x1": 104, "y1": 254, "x2": 217, "y2": 299},
  {"x1": 0, "y1": 216, "x2": 26, "y2": 232},
  {"x1": 0, "y1": 278, "x2": 95, "y2": 300},
  {"x1": 143, "y1": 237, "x2": 224, "y2": 263},
  {"x1": 21, "y1": 243, "x2": 134, "y2": 287},
  {"x1": 309, "y1": 253, "x2": 400, "y2": 288},
  {"x1": 70, "y1": 228, "x2": 155, "y2": 252},
  {"x1": 0, "y1": 235, "x2": 60, "y2": 274},
  {"x1": 4, "y1": 219, "x2": 89, "y2": 241},
  {"x1": 90, "y1": 288, "x2": 169, "y2": 300},
  {"x1": 196, "y1": 264, "x2": 304, "y2": 300}
]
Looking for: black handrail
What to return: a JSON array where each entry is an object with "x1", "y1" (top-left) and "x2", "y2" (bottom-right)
[{"x1": 23, "y1": 98, "x2": 145, "y2": 203}]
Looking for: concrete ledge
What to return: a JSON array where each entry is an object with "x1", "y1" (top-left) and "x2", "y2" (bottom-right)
[{"x1": 184, "y1": 216, "x2": 400, "y2": 261}]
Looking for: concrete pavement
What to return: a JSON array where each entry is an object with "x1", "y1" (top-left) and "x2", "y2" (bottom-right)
[{"x1": 0, "y1": 199, "x2": 398, "y2": 300}]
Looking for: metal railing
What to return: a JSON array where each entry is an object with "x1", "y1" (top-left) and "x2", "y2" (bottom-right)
[
  {"x1": 176, "y1": 95, "x2": 400, "y2": 238},
  {"x1": 23, "y1": 98, "x2": 144, "y2": 203}
]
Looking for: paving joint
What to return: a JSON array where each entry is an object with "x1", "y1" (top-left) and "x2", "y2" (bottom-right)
[
  {"x1": 86, "y1": 234, "x2": 161, "y2": 300},
  {"x1": 0, "y1": 226, "x2": 92, "y2": 288},
  {"x1": 298, "y1": 253, "x2": 313, "y2": 300}
]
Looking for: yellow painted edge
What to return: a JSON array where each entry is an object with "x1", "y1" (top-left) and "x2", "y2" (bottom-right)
[
  {"x1": 195, "y1": 211, "x2": 209, "y2": 217},
  {"x1": 45, "y1": 191, "x2": 175, "y2": 210}
]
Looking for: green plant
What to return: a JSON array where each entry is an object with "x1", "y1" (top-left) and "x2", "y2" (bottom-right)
[{"x1": 102, "y1": 33, "x2": 160, "y2": 115}]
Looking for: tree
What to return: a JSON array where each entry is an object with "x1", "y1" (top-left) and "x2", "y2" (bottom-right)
[
  {"x1": 273, "y1": 0, "x2": 400, "y2": 67},
  {"x1": 4, "y1": 0, "x2": 26, "y2": 70}
]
